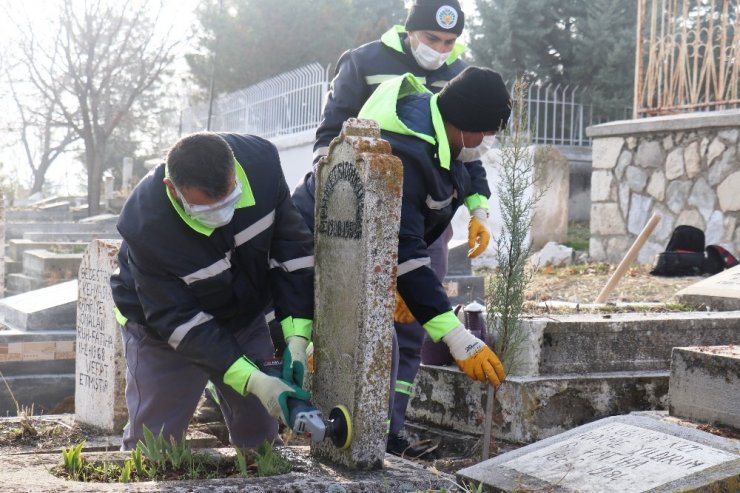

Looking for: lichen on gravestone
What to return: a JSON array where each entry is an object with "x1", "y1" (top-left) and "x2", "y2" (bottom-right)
[{"x1": 312, "y1": 118, "x2": 403, "y2": 470}]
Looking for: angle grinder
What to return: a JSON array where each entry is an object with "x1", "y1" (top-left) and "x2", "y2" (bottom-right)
[{"x1": 259, "y1": 357, "x2": 352, "y2": 449}]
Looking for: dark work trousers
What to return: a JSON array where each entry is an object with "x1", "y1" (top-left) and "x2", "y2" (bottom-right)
[
  {"x1": 389, "y1": 224, "x2": 453, "y2": 435},
  {"x1": 120, "y1": 316, "x2": 279, "y2": 450}
]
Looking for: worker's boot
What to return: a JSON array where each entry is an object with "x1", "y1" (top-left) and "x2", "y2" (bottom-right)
[{"x1": 386, "y1": 432, "x2": 438, "y2": 459}]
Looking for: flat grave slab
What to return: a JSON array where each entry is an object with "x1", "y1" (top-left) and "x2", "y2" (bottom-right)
[
  {"x1": 0, "y1": 280, "x2": 78, "y2": 331},
  {"x1": 676, "y1": 264, "x2": 740, "y2": 311},
  {"x1": 670, "y1": 345, "x2": 740, "y2": 430},
  {"x1": 516, "y1": 311, "x2": 740, "y2": 375},
  {"x1": 458, "y1": 414, "x2": 740, "y2": 492},
  {"x1": 22, "y1": 249, "x2": 83, "y2": 279},
  {"x1": 409, "y1": 364, "x2": 668, "y2": 443}
]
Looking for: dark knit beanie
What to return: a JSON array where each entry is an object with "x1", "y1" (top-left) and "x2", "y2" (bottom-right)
[
  {"x1": 405, "y1": 0, "x2": 464, "y2": 36},
  {"x1": 438, "y1": 66, "x2": 512, "y2": 132}
]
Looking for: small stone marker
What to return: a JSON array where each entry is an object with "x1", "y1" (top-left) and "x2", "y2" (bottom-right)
[
  {"x1": 670, "y1": 346, "x2": 740, "y2": 429},
  {"x1": 312, "y1": 118, "x2": 403, "y2": 470},
  {"x1": 444, "y1": 240, "x2": 485, "y2": 306},
  {"x1": 676, "y1": 264, "x2": 740, "y2": 310},
  {"x1": 458, "y1": 415, "x2": 740, "y2": 492},
  {"x1": 75, "y1": 239, "x2": 127, "y2": 432}
]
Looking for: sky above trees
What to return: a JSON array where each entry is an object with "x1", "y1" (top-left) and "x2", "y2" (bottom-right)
[{"x1": 0, "y1": 0, "x2": 643, "y2": 200}]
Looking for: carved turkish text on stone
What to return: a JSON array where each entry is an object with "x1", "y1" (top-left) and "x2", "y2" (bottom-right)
[
  {"x1": 75, "y1": 240, "x2": 127, "y2": 432},
  {"x1": 77, "y1": 267, "x2": 115, "y2": 395},
  {"x1": 503, "y1": 423, "x2": 736, "y2": 493},
  {"x1": 317, "y1": 161, "x2": 364, "y2": 240}
]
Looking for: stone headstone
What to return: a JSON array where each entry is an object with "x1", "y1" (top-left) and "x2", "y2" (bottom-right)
[
  {"x1": 676, "y1": 264, "x2": 740, "y2": 310},
  {"x1": 122, "y1": 157, "x2": 133, "y2": 194},
  {"x1": 447, "y1": 239, "x2": 472, "y2": 276},
  {"x1": 450, "y1": 145, "x2": 570, "y2": 265},
  {"x1": 75, "y1": 239, "x2": 127, "y2": 432},
  {"x1": 458, "y1": 415, "x2": 740, "y2": 492},
  {"x1": 670, "y1": 346, "x2": 739, "y2": 430},
  {"x1": 444, "y1": 240, "x2": 485, "y2": 306},
  {"x1": 530, "y1": 146, "x2": 570, "y2": 249},
  {"x1": 312, "y1": 118, "x2": 402, "y2": 470}
]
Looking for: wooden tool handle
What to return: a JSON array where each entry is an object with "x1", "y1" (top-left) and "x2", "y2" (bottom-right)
[{"x1": 595, "y1": 212, "x2": 662, "y2": 304}]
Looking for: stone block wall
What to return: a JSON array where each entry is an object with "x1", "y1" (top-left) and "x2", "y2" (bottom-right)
[{"x1": 587, "y1": 110, "x2": 740, "y2": 263}]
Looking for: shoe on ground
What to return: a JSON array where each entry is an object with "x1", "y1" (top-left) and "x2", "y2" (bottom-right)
[{"x1": 386, "y1": 432, "x2": 438, "y2": 459}]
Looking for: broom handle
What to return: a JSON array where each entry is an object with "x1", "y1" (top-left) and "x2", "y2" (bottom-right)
[
  {"x1": 482, "y1": 384, "x2": 495, "y2": 460},
  {"x1": 595, "y1": 212, "x2": 662, "y2": 304}
]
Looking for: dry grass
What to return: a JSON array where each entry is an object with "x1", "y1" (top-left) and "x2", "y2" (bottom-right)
[{"x1": 483, "y1": 262, "x2": 701, "y2": 306}]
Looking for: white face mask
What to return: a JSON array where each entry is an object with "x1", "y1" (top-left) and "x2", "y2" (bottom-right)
[
  {"x1": 410, "y1": 34, "x2": 450, "y2": 71},
  {"x1": 176, "y1": 180, "x2": 242, "y2": 228},
  {"x1": 456, "y1": 132, "x2": 497, "y2": 162}
]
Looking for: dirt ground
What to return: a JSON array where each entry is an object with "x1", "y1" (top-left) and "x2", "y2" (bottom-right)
[
  {"x1": 520, "y1": 262, "x2": 700, "y2": 306},
  {"x1": 0, "y1": 261, "x2": 714, "y2": 483}
]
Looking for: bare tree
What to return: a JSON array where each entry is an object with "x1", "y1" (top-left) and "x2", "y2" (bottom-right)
[
  {"x1": 14, "y1": 0, "x2": 175, "y2": 215},
  {"x1": 5, "y1": 69, "x2": 78, "y2": 195}
]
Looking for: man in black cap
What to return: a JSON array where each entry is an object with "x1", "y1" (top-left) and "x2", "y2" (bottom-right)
[
  {"x1": 357, "y1": 65, "x2": 510, "y2": 445},
  {"x1": 292, "y1": 0, "x2": 494, "y2": 458}
]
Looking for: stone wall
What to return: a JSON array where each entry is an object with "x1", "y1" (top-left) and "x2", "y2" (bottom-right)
[{"x1": 587, "y1": 110, "x2": 740, "y2": 263}]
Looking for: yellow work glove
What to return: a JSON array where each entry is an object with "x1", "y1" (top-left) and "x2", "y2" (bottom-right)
[
  {"x1": 394, "y1": 291, "x2": 415, "y2": 324},
  {"x1": 468, "y1": 207, "x2": 491, "y2": 258},
  {"x1": 442, "y1": 324, "x2": 506, "y2": 387}
]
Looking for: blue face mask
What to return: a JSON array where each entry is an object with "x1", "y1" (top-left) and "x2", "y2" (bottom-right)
[{"x1": 175, "y1": 180, "x2": 242, "y2": 228}]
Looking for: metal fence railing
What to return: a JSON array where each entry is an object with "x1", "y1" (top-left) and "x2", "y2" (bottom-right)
[
  {"x1": 181, "y1": 63, "x2": 330, "y2": 139},
  {"x1": 521, "y1": 83, "x2": 632, "y2": 146},
  {"x1": 635, "y1": 0, "x2": 739, "y2": 117},
  {"x1": 181, "y1": 64, "x2": 630, "y2": 147}
]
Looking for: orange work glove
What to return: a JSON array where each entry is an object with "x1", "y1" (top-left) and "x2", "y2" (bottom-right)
[
  {"x1": 394, "y1": 291, "x2": 415, "y2": 324},
  {"x1": 468, "y1": 207, "x2": 491, "y2": 258},
  {"x1": 306, "y1": 341, "x2": 314, "y2": 373},
  {"x1": 442, "y1": 325, "x2": 506, "y2": 386}
]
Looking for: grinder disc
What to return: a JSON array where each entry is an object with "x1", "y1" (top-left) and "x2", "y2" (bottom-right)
[{"x1": 328, "y1": 405, "x2": 352, "y2": 449}]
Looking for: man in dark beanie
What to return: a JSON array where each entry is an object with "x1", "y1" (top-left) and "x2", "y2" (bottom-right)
[
  {"x1": 437, "y1": 66, "x2": 512, "y2": 135},
  {"x1": 292, "y1": 0, "x2": 491, "y2": 459},
  {"x1": 357, "y1": 66, "x2": 510, "y2": 445}
]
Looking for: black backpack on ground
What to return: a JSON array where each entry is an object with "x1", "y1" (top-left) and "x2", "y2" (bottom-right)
[{"x1": 651, "y1": 225, "x2": 739, "y2": 277}]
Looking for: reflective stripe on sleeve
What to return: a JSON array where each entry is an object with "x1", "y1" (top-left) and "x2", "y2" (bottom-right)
[
  {"x1": 168, "y1": 311, "x2": 214, "y2": 350},
  {"x1": 397, "y1": 257, "x2": 431, "y2": 276},
  {"x1": 180, "y1": 252, "x2": 232, "y2": 285},
  {"x1": 395, "y1": 379, "x2": 414, "y2": 396},
  {"x1": 114, "y1": 307, "x2": 128, "y2": 327},
  {"x1": 223, "y1": 356, "x2": 258, "y2": 396},
  {"x1": 429, "y1": 80, "x2": 449, "y2": 88},
  {"x1": 425, "y1": 191, "x2": 456, "y2": 210},
  {"x1": 365, "y1": 74, "x2": 426, "y2": 86},
  {"x1": 464, "y1": 193, "x2": 490, "y2": 213},
  {"x1": 235, "y1": 211, "x2": 275, "y2": 247},
  {"x1": 269, "y1": 255, "x2": 315, "y2": 272},
  {"x1": 422, "y1": 311, "x2": 460, "y2": 343},
  {"x1": 281, "y1": 316, "x2": 312, "y2": 340}
]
